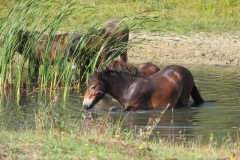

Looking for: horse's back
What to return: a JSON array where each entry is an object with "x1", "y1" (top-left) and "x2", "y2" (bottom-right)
[
  {"x1": 149, "y1": 65, "x2": 194, "y2": 108},
  {"x1": 136, "y1": 62, "x2": 160, "y2": 76},
  {"x1": 104, "y1": 18, "x2": 129, "y2": 40},
  {"x1": 160, "y1": 65, "x2": 190, "y2": 73},
  {"x1": 158, "y1": 65, "x2": 193, "y2": 80}
]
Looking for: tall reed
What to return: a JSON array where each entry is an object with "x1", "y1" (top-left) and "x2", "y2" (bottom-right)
[
  {"x1": 0, "y1": 1, "x2": 74, "y2": 97},
  {"x1": 0, "y1": 0, "x2": 134, "y2": 101},
  {"x1": 0, "y1": 1, "x2": 108, "y2": 101}
]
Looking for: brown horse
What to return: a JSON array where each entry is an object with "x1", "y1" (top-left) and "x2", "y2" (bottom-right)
[
  {"x1": 106, "y1": 60, "x2": 160, "y2": 76},
  {"x1": 83, "y1": 65, "x2": 204, "y2": 111},
  {"x1": 16, "y1": 30, "x2": 70, "y2": 79},
  {"x1": 136, "y1": 62, "x2": 160, "y2": 76},
  {"x1": 69, "y1": 18, "x2": 129, "y2": 69}
]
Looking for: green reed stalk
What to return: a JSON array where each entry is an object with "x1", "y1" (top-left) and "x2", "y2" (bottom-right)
[
  {"x1": 0, "y1": 0, "x2": 79, "y2": 100},
  {"x1": 0, "y1": 0, "x2": 135, "y2": 104},
  {"x1": 62, "y1": 65, "x2": 73, "y2": 101}
]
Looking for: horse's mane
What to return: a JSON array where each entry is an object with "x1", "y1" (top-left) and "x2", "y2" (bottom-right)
[
  {"x1": 96, "y1": 69, "x2": 146, "y2": 81},
  {"x1": 90, "y1": 69, "x2": 148, "y2": 92},
  {"x1": 106, "y1": 60, "x2": 138, "y2": 74}
]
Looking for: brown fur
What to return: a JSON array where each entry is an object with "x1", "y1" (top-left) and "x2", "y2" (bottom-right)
[
  {"x1": 36, "y1": 33, "x2": 69, "y2": 63},
  {"x1": 106, "y1": 60, "x2": 137, "y2": 74},
  {"x1": 106, "y1": 60, "x2": 160, "y2": 76},
  {"x1": 83, "y1": 65, "x2": 204, "y2": 111},
  {"x1": 17, "y1": 31, "x2": 69, "y2": 62},
  {"x1": 69, "y1": 18, "x2": 129, "y2": 69},
  {"x1": 136, "y1": 62, "x2": 160, "y2": 76},
  {"x1": 16, "y1": 30, "x2": 70, "y2": 79}
]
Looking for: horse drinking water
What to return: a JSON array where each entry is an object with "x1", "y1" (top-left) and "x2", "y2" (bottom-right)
[{"x1": 83, "y1": 65, "x2": 204, "y2": 111}]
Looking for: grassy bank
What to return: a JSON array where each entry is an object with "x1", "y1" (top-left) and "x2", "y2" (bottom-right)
[
  {"x1": 1, "y1": 0, "x2": 240, "y2": 33},
  {"x1": 0, "y1": 114, "x2": 239, "y2": 160}
]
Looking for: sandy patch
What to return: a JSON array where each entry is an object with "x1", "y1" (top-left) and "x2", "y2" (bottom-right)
[{"x1": 128, "y1": 32, "x2": 240, "y2": 66}]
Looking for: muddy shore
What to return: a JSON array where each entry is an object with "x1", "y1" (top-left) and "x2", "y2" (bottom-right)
[{"x1": 128, "y1": 32, "x2": 240, "y2": 66}]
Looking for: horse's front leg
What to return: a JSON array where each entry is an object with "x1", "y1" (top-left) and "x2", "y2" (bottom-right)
[
  {"x1": 28, "y1": 58, "x2": 40, "y2": 82},
  {"x1": 122, "y1": 105, "x2": 136, "y2": 112},
  {"x1": 120, "y1": 51, "x2": 127, "y2": 62}
]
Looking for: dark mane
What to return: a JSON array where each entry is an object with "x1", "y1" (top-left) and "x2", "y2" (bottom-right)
[
  {"x1": 95, "y1": 69, "x2": 146, "y2": 81},
  {"x1": 106, "y1": 60, "x2": 138, "y2": 74}
]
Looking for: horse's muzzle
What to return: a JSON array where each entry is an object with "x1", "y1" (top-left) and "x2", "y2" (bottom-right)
[
  {"x1": 83, "y1": 98, "x2": 94, "y2": 110},
  {"x1": 83, "y1": 104, "x2": 94, "y2": 110}
]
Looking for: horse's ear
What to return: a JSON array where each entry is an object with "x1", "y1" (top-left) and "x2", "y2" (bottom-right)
[
  {"x1": 89, "y1": 73, "x2": 94, "y2": 78},
  {"x1": 88, "y1": 73, "x2": 96, "y2": 82},
  {"x1": 94, "y1": 70, "x2": 103, "y2": 80}
]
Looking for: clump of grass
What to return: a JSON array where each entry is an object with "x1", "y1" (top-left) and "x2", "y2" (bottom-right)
[
  {"x1": 0, "y1": 0, "x2": 134, "y2": 101},
  {"x1": 0, "y1": 1, "x2": 75, "y2": 97},
  {"x1": 0, "y1": 1, "x2": 97, "y2": 100},
  {"x1": 138, "y1": 103, "x2": 170, "y2": 141}
]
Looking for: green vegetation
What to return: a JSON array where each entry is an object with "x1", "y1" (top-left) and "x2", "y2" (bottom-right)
[
  {"x1": 1, "y1": 0, "x2": 240, "y2": 33},
  {"x1": 0, "y1": 0, "x2": 240, "y2": 159},
  {"x1": 1, "y1": 0, "x2": 240, "y2": 92},
  {"x1": 1, "y1": 111, "x2": 239, "y2": 159}
]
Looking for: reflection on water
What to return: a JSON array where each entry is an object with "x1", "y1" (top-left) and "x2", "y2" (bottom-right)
[{"x1": 1, "y1": 64, "x2": 240, "y2": 142}]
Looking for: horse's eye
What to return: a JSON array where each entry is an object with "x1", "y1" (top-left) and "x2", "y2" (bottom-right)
[{"x1": 91, "y1": 86, "x2": 96, "y2": 90}]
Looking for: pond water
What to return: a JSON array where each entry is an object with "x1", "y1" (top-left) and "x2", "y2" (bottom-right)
[{"x1": 1, "y1": 64, "x2": 240, "y2": 142}]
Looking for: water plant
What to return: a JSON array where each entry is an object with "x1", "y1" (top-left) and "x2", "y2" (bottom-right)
[
  {"x1": 0, "y1": 1, "x2": 75, "y2": 99},
  {"x1": 0, "y1": 0, "x2": 132, "y2": 101}
]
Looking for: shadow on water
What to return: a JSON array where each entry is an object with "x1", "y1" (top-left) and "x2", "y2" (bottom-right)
[{"x1": 1, "y1": 64, "x2": 240, "y2": 142}]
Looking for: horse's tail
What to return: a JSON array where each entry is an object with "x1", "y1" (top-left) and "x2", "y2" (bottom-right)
[{"x1": 191, "y1": 84, "x2": 204, "y2": 103}]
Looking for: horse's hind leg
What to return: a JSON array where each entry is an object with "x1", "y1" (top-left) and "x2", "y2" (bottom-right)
[
  {"x1": 176, "y1": 88, "x2": 192, "y2": 107},
  {"x1": 176, "y1": 98, "x2": 189, "y2": 107}
]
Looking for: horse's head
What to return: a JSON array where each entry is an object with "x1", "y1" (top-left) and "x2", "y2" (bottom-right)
[{"x1": 83, "y1": 71, "x2": 107, "y2": 110}]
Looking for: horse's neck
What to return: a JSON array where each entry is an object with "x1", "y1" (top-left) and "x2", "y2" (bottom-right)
[
  {"x1": 105, "y1": 73, "x2": 144, "y2": 101},
  {"x1": 105, "y1": 73, "x2": 126, "y2": 91}
]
